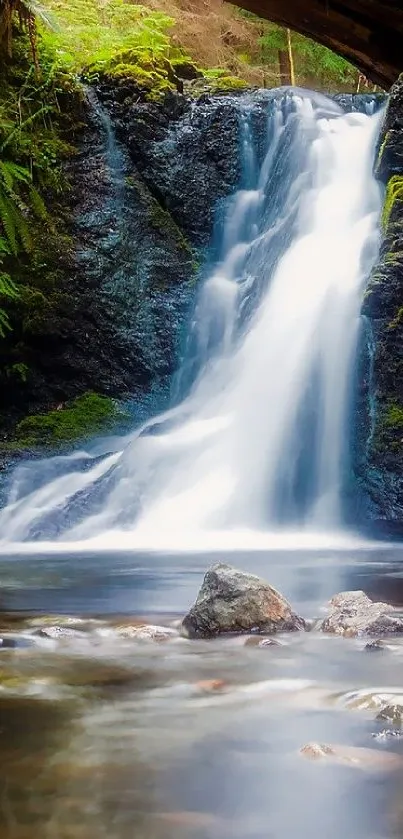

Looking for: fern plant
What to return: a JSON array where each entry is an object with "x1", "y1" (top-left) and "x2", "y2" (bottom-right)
[
  {"x1": 0, "y1": 159, "x2": 47, "y2": 255},
  {"x1": 0, "y1": 236, "x2": 19, "y2": 338}
]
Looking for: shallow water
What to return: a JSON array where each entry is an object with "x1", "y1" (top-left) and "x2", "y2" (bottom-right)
[{"x1": 1, "y1": 545, "x2": 403, "y2": 839}]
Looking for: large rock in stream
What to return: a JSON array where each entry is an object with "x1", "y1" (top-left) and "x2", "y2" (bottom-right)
[
  {"x1": 320, "y1": 590, "x2": 403, "y2": 637},
  {"x1": 181, "y1": 563, "x2": 305, "y2": 638}
]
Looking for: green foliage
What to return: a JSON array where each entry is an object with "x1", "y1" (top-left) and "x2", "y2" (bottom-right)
[
  {"x1": 0, "y1": 159, "x2": 47, "y2": 254},
  {"x1": 0, "y1": 235, "x2": 19, "y2": 336},
  {"x1": 0, "y1": 272, "x2": 19, "y2": 337},
  {"x1": 0, "y1": 25, "x2": 81, "y2": 347},
  {"x1": 240, "y1": 12, "x2": 359, "y2": 90},
  {"x1": 15, "y1": 391, "x2": 129, "y2": 446},
  {"x1": 5, "y1": 361, "x2": 29, "y2": 381},
  {"x1": 40, "y1": 0, "x2": 176, "y2": 71}
]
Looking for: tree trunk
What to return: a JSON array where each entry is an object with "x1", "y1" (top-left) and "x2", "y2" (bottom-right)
[
  {"x1": 278, "y1": 30, "x2": 295, "y2": 86},
  {"x1": 286, "y1": 28, "x2": 296, "y2": 86}
]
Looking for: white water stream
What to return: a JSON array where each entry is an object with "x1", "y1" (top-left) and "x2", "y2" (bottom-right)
[{"x1": 0, "y1": 91, "x2": 383, "y2": 552}]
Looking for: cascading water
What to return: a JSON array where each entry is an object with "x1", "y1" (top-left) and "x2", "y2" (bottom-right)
[{"x1": 0, "y1": 90, "x2": 383, "y2": 551}]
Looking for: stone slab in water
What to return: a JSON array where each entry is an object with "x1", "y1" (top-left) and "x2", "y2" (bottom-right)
[
  {"x1": 320, "y1": 590, "x2": 403, "y2": 637},
  {"x1": 181, "y1": 563, "x2": 305, "y2": 639}
]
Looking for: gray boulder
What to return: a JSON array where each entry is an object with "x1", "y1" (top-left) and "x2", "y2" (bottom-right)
[
  {"x1": 320, "y1": 590, "x2": 403, "y2": 637},
  {"x1": 181, "y1": 563, "x2": 305, "y2": 639}
]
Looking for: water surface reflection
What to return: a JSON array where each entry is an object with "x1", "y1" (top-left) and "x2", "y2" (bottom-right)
[{"x1": 0, "y1": 545, "x2": 402, "y2": 839}]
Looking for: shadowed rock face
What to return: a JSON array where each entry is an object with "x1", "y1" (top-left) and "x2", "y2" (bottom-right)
[
  {"x1": 236, "y1": 0, "x2": 403, "y2": 89},
  {"x1": 359, "y1": 75, "x2": 403, "y2": 525},
  {"x1": 181, "y1": 563, "x2": 306, "y2": 638}
]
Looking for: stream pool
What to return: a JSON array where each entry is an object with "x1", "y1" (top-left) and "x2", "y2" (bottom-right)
[{"x1": 0, "y1": 544, "x2": 403, "y2": 839}]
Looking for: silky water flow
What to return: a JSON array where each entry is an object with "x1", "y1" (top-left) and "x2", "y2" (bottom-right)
[{"x1": 0, "y1": 91, "x2": 383, "y2": 551}]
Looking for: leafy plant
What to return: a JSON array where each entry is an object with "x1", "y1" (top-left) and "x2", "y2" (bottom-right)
[
  {"x1": 0, "y1": 236, "x2": 19, "y2": 337},
  {"x1": 0, "y1": 159, "x2": 46, "y2": 254}
]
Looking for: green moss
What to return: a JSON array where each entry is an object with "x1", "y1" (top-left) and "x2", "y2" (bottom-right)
[
  {"x1": 208, "y1": 75, "x2": 249, "y2": 93},
  {"x1": 148, "y1": 200, "x2": 193, "y2": 254},
  {"x1": 375, "y1": 131, "x2": 390, "y2": 177},
  {"x1": 14, "y1": 392, "x2": 129, "y2": 447},
  {"x1": 383, "y1": 402, "x2": 403, "y2": 428},
  {"x1": 86, "y1": 48, "x2": 177, "y2": 99},
  {"x1": 388, "y1": 307, "x2": 403, "y2": 330},
  {"x1": 382, "y1": 175, "x2": 403, "y2": 232}
]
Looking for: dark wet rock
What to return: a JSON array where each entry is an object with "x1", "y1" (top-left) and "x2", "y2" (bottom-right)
[
  {"x1": 0, "y1": 634, "x2": 37, "y2": 649},
  {"x1": 95, "y1": 82, "x2": 242, "y2": 247},
  {"x1": 364, "y1": 639, "x2": 386, "y2": 651},
  {"x1": 357, "y1": 75, "x2": 403, "y2": 523},
  {"x1": 320, "y1": 590, "x2": 403, "y2": 637},
  {"x1": 181, "y1": 563, "x2": 305, "y2": 639},
  {"x1": 372, "y1": 729, "x2": 403, "y2": 740}
]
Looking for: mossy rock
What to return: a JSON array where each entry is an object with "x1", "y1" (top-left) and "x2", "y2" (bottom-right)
[
  {"x1": 86, "y1": 48, "x2": 178, "y2": 99},
  {"x1": 14, "y1": 391, "x2": 129, "y2": 447},
  {"x1": 382, "y1": 402, "x2": 403, "y2": 429},
  {"x1": 382, "y1": 175, "x2": 403, "y2": 231},
  {"x1": 171, "y1": 59, "x2": 203, "y2": 80}
]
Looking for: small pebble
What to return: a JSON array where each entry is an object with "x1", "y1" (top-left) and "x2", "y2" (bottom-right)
[
  {"x1": 244, "y1": 636, "x2": 282, "y2": 648},
  {"x1": 372, "y1": 729, "x2": 403, "y2": 741},
  {"x1": 365, "y1": 640, "x2": 385, "y2": 652},
  {"x1": 195, "y1": 679, "x2": 226, "y2": 692}
]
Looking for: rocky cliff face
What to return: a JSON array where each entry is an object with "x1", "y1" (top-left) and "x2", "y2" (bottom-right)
[
  {"x1": 0, "y1": 83, "x2": 244, "y2": 430},
  {"x1": 359, "y1": 76, "x2": 403, "y2": 525},
  {"x1": 68, "y1": 82, "x2": 243, "y2": 410}
]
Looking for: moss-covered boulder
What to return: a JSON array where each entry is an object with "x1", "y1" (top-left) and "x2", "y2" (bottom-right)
[{"x1": 14, "y1": 392, "x2": 128, "y2": 447}]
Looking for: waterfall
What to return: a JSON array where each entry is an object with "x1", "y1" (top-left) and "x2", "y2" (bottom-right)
[{"x1": 0, "y1": 90, "x2": 383, "y2": 551}]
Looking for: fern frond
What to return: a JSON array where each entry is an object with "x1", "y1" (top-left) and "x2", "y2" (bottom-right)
[
  {"x1": 29, "y1": 185, "x2": 47, "y2": 219},
  {"x1": 0, "y1": 161, "x2": 31, "y2": 187},
  {"x1": 0, "y1": 236, "x2": 10, "y2": 255},
  {"x1": 0, "y1": 272, "x2": 19, "y2": 300},
  {"x1": 0, "y1": 308, "x2": 12, "y2": 339},
  {"x1": 0, "y1": 193, "x2": 19, "y2": 255}
]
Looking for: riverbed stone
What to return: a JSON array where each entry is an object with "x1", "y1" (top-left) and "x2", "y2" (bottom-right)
[
  {"x1": 376, "y1": 704, "x2": 403, "y2": 723},
  {"x1": 181, "y1": 563, "x2": 305, "y2": 639},
  {"x1": 364, "y1": 639, "x2": 386, "y2": 651},
  {"x1": 115, "y1": 624, "x2": 178, "y2": 642},
  {"x1": 320, "y1": 590, "x2": 403, "y2": 637},
  {"x1": 300, "y1": 742, "x2": 403, "y2": 771}
]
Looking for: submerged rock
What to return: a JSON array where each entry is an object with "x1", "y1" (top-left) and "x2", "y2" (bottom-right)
[
  {"x1": 376, "y1": 704, "x2": 403, "y2": 723},
  {"x1": 35, "y1": 626, "x2": 87, "y2": 641},
  {"x1": 364, "y1": 639, "x2": 387, "y2": 651},
  {"x1": 372, "y1": 729, "x2": 403, "y2": 741},
  {"x1": 320, "y1": 590, "x2": 403, "y2": 636},
  {"x1": 115, "y1": 624, "x2": 178, "y2": 642},
  {"x1": 181, "y1": 563, "x2": 305, "y2": 639},
  {"x1": 244, "y1": 636, "x2": 284, "y2": 648},
  {"x1": 300, "y1": 742, "x2": 403, "y2": 771}
]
